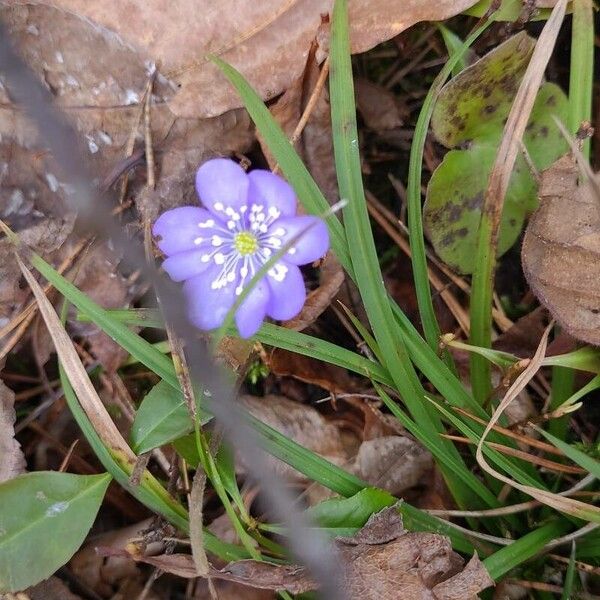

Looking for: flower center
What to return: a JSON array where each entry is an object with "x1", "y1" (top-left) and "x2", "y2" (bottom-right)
[{"x1": 234, "y1": 231, "x2": 258, "y2": 256}]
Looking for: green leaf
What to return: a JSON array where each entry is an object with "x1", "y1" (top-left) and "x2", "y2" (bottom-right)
[
  {"x1": 431, "y1": 33, "x2": 535, "y2": 146},
  {"x1": 305, "y1": 488, "x2": 395, "y2": 529},
  {"x1": 130, "y1": 380, "x2": 209, "y2": 454},
  {"x1": 425, "y1": 31, "x2": 569, "y2": 273},
  {"x1": 0, "y1": 472, "x2": 110, "y2": 592}
]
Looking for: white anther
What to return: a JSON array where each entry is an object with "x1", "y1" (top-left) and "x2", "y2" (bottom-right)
[
  {"x1": 214, "y1": 253, "x2": 225, "y2": 265},
  {"x1": 213, "y1": 202, "x2": 224, "y2": 211},
  {"x1": 193, "y1": 237, "x2": 203, "y2": 245},
  {"x1": 273, "y1": 227, "x2": 286, "y2": 236},
  {"x1": 212, "y1": 235, "x2": 223, "y2": 246},
  {"x1": 198, "y1": 219, "x2": 215, "y2": 228},
  {"x1": 268, "y1": 206, "x2": 281, "y2": 218}
]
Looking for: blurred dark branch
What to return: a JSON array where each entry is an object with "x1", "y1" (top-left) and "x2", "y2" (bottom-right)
[{"x1": 0, "y1": 23, "x2": 343, "y2": 600}]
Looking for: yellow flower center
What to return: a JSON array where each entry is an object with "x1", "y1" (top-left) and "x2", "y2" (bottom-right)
[{"x1": 234, "y1": 231, "x2": 258, "y2": 256}]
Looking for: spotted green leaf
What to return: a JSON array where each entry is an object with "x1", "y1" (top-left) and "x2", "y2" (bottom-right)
[{"x1": 424, "y1": 33, "x2": 568, "y2": 273}]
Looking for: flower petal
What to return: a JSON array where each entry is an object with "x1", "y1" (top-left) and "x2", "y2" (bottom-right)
[
  {"x1": 162, "y1": 249, "x2": 214, "y2": 282},
  {"x1": 247, "y1": 170, "x2": 296, "y2": 217},
  {"x1": 235, "y1": 280, "x2": 270, "y2": 338},
  {"x1": 266, "y1": 262, "x2": 306, "y2": 320},
  {"x1": 271, "y1": 215, "x2": 329, "y2": 265},
  {"x1": 153, "y1": 207, "x2": 220, "y2": 256},
  {"x1": 183, "y1": 263, "x2": 238, "y2": 331},
  {"x1": 195, "y1": 158, "x2": 249, "y2": 221}
]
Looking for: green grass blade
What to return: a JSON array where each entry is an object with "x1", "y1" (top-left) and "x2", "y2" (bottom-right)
[
  {"x1": 329, "y1": 0, "x2": 482, "y2": 512},
  {"x1": 483, "y1": 519, "x2": 571, "y2": 580},
  {"x1": 568, "y1": 0, "x2": 594, "y2": 159},
  {"x1": 406, "y1": 18, "x2": 491, "y2": 366},
  {"x1": 561, "y1": 542, "x2": 577, "y2": 600},
  {"x1": 537, "y1": 428, "x2": 600, "y2": 479},
  {"x1": 210, "y1": 56, "x2": 351, "y2": 274}
]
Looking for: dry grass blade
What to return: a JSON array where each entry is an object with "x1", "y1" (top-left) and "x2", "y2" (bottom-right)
[
  {"x1": 475, "y1": 322, "x2": 600, "y2": 521},
  {"x1": 189, "y1": 467, "x2": 210, "y2": 578},
  {"x1": 15, "y1": 254, "x2": 135, "y2": 459}
]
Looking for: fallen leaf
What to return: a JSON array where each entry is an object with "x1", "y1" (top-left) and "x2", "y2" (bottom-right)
[
  {"x1": 283, "y1": 253, "x2": 345, "y2": 331},
  {"x1": 266, "y1": 347, "x2": 356, "y2": 394},
  {"x1": 68, "y1": 245, "x2": 132, "y2": 372},
  {"x1": 21, "y1": 0, "x2": 480, "y2": 118},
  {"x1": 1, "y1": 3, "x2": 254, "y2": 220},
  {"x1": 355, "y1": 78, "x2": 406, "y2": 131},
  {"x1": 123, "y1": 507, "x2": 494, "y2": 598},
  {"x1": 350, "y1": 435, "x2": 433, "y2": 496},
  {"x1": 240, "y1": 394, "x2": 350, "y2": 477},
  {"x1": 0, "y1": 379, "x2": 26, "y2": 483},
  {"x1": 23, "y1": 576, "x2": 82, "y2": 600},
  {"x1": 522, "y1": 155, "x2": 600, "y2": 344}
]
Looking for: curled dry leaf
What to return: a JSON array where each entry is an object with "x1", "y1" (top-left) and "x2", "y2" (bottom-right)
[
  {"x1": 20, "y1": 0, "x2": 481, "y2": 118},
  {"x1": 0, "y1": 379, "x2": 26, "y2": 483},
  {"x1": 118, "y1": 507, "x2": 493, "y2": 599},
  {"x1": 523, "y1": 155, "x2": 600, "y2": 344}
]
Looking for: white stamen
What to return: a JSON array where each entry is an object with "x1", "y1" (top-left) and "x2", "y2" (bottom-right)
[
  {"x1": 227, "y1": 220, "x2": 236, "y2": 229},
  {"x1": 201, "y1": 254, "x2": 210, "y2": 263},
  {"x1": 259, "y1": 224, "x2": 268, "y2": 233},
  {"x1": 288, "y1": 247, "x2": 296, "y2": 255},
  {"x1": 213, "y1": 202, "x2": 224, "y2": 211},
  {"x1": 273, "y1": 227, "x2": 286, "y2": 236},
  {"x1": 240, "y1": 266, "x2": 248, "y2": 277},
  {"x1": 235, "y1": 285, "x2": 244, "y2": 296},
  {"x1": 214, "y1": 253, "x2": 225, "y2": 265},
  {"x1": 212, "y1": 235, "x2": 223, "y2": 246},
  {"x1": 268, "y1": 207, "x2": 281, "y2": 218},
  {"x1": 267, "y1": 237, "x2": 282, "y2": 248},
  {"x1": 194, "y1": 237, "x2": 203, "y2": 245},
  {"x1": 198, "y1": 219, "x2": 215, "y2": 228},
  {"x1": 226, "y1": 272, "x2": 236, "y2": 282},
  {"x1": 263, "y1": 248, "x2": 272, "y2": 257},
  {"x1": 268, "y1": 263, "x2": 288, "y2": 282}
]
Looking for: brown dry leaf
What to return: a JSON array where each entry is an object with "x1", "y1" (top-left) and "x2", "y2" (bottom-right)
[
  {"x1": 70, "y1": 519, "x2": 160, "y2": 600},
  {"x1": 0, "y1": 4, "x2": 254, "y2": 218},
  {"x1": 355, "y1": 78, "x2": 406, "y2": 131},
  {"x1": 266, "y1": 348, "x2": 356, "y2": 394},
  {"x1": 21, "y1": 0, "x2": 480, "y2": 118},
  {"x1": 0, "y1": 378, "x2": 26, "y2": 483},
  {"x1": 240, "y1": 394, "x2": 350, "y2": 477},
  {"x1": 126, "y1": 508, "x2": 493, "y2": 599},
  {"x1": 283, "y1": 253, "x2": 345, "y2": 331},
  {"x1": 22, "y1": 576, "x2": 83, "y2": 600},
  {"x1": 349, "y1": 435, "x2": 433, "y2": 496},
  {"x1": 68, "y1": 245, "x2": 132, "y2": 372},
  {"x1": 522, "y1": 155, "x2": 600, "y2": 344}
]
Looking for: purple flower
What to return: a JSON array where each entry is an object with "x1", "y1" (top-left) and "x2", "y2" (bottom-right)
[{"x1": 153, "y1": 158, "x2": 329, "y2": 338}]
